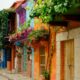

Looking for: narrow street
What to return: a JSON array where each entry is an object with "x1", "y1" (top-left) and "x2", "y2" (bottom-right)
[
  {"x1": 0, "y1": 69, "x2": 31, "y2": 80},
  {"x1": 0, "y1": 0, "x2": 80, "y2": 80},
  {"x1": 0, "y1": 75, "x2": 8, "y2": 80}
]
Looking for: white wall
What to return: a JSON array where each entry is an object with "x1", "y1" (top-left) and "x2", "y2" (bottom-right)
[{"x1": 56, "y1": 27, "x2": 80, "y2": 80}]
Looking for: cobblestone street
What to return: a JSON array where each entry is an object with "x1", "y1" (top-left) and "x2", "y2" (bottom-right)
[{"x1": 0, "y1": 69, "x2": 31, "y2": 80}]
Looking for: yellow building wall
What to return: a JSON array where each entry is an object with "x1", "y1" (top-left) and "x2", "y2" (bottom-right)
[
  {"x1": 34, "y1": 45, "x2": 40, "y2": 80},
  {"x1": 33, "y1": 41, "x2": 49, "y2": 80},
  {"x1": 33, "y1": 18, "x2": 80, "y2": 80},
  {"x1": 49, "y1": 27, "x2": 56, "y2": 80},
  {"x1": 33, "y1": 18, "x2": 56, "y2": 80}
]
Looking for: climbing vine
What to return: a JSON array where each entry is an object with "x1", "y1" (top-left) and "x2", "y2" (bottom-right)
[
  {"x1": 28, "y1": 29, "x2": 49, "y2": 43},
  {"x1": 0, "y1": 10, "x2": 9, "y2": 48},
  {"x1": 30, "y1": 0, "x2": 71, "y2": 23},
  {"x1": 30, "y1": 0, "x2": 80, "y2": 23}
]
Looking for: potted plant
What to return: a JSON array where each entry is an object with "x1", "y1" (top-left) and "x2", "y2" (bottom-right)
[
  {"x1": 28, "y1": 29, "x2": 49, "y2": 43},
  {"x1": 42, "y1": 70, "x2": 50, "y2": 80}
]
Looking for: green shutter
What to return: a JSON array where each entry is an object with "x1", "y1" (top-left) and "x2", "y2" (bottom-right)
[{"x1": 23, "y1": 45, "x2": 27, "y2": 71}]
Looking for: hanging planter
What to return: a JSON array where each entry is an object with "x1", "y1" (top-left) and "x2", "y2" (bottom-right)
[
  {"x1": 9, "y1": 19, "x2": 32, "y2": 41},
  {"x1": 9, "y1": 27, "x2": 33, "y2": 42},
  {"x1": 28, "y1": 29, "x2": 49, "y2": 43}
]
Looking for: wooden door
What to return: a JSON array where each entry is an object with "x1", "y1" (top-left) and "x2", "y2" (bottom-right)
[
  {"x1": 61, "y1": 40, "x2": 74, "y2": 80},
  {"x1": 64, "y1": 40, "x2": 74, "y2": 80},
  {"x1": 40, "y1": 46, "x2": 45, "y2": 74}
]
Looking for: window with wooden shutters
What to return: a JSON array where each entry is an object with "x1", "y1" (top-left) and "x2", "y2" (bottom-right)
[
  {"x1": 8, "y1": 13, "x2": 16, "y2": 34},
  {"x1": 40, "y1": 46, "x2": 45, "y2": 74}
]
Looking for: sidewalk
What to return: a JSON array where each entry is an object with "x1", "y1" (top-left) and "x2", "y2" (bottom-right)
[{"x1": 0, "y1": 69, "x2": 31, "y2": 80}]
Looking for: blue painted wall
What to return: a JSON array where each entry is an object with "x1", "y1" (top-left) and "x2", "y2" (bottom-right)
[
  {"x1": 26, "y1": 1, "x2": 34, "y2": 80},
  {"x1": 0, "y1": 49, "x2": 7, "y2": 68},
  {"x1": 26, "y1": 0, "x2": 34, "y2": 28}
]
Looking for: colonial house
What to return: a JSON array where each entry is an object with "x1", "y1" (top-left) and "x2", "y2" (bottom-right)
[
  {"x1": 11, "y1": 0, "x2": 26, "y2": 73},
  {"x1": 0, "y1": 10, "x2": 16, "y2": 71},
  {"x1": 0, "y1": 0, "x2": 25, "y2": 71},
  {"x1": 6, "y1": 0, "x2": 80, "y2": 80},
  {"x1": 9, "y1": 0, "x2": 34, "y2": 79},
  {"x1": 56, "y1": 8, "x2": 80, "y2": 80},
  {"x1": 26, "y1": 0, "x2": 80, "y2": 80}
]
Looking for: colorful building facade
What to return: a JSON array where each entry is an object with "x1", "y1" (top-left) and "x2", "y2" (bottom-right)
[
  {"x1": 2, "y1": 0, "x2": 80, "y2": 80},
  {"x1": 10, "y1": 1, "x2": 34, "y2": 79}
]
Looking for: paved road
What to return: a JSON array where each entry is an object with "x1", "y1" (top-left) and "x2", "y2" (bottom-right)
[
  {"x1": 0, "y1": 75, "x2": 8, "y2": 80},
  {"x1": 0, "y1": 69, "x2": 31, "y2": 80}
]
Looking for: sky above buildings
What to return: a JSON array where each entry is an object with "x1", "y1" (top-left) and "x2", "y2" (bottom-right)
[{"x1": 0, "y1": 0, "x2": 15, "y2": 10}]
